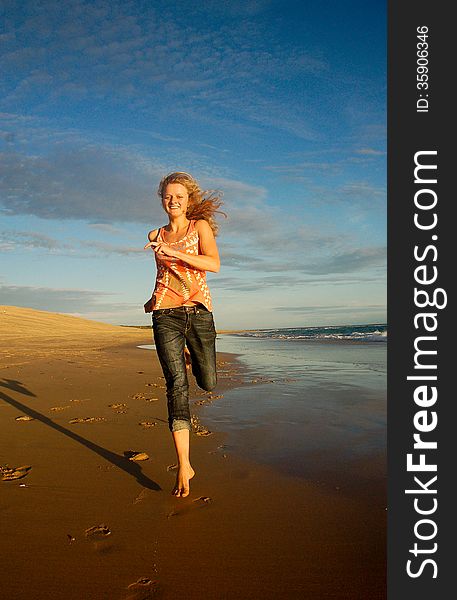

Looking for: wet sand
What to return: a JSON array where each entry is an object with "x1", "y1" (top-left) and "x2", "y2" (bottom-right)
[{"x1": 0, "y1": 307, "x2": 385, "y2": 599}]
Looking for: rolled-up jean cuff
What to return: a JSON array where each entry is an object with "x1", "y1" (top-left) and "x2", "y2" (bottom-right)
[{"x1": 171, "y1": 418, "x2": 192, "y2": 433}]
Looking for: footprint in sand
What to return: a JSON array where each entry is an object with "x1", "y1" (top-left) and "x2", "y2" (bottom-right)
[
  {"x1": 50, "y1": 405, "x2": 71, "y2": 412},
  {"x1": 132, "y1": 393, "x2": 146, "y2": 400},
  {"x1": 98, "y1": 465, "x2": 115, "y2": 472},
  {"x1": 145, "y1": 397, "x2": 159, "y2": 403},
  {"x1": 139, "y1": 421, "x2": 157, "y2": 428},
  {"x1": 166, "y1": 464, "x2": 178, "y2": 472},
  {"x1": 69, "y1": 417, "x2": 106, "y2": 424},
  {"x1": 195, "y1": 429, "x2": 212, "y2": 436},
  {"x1": 1, "y1": 465, "x2": 32, "y2": 481},
  {"x1": 194, "y1": 394, "x2": 223, "y2": 406},
  {"x1": 208, "y1": 444, "x2": 229, "y2": 458},
  {"x1": 124, "y1": 451, "x2": 149, "y2": 461},
  {"x1": 85, "y1": 524, "x2": 111, "y2": 539},
  {"x1": 166, "y1": 496, "x2": 212, "y2": 518},
  {"x1": 190, "y1": 415, "x2": 212, "y2": 436},
  {"x1": 126, "y1": 578, "x2": 159, "y2": 600},
  {"x1": 127, "y1": 577, "x2": 155, "y2": 590},
  {"x1": 132, "y1": 489, "x2": 149, "y2": 505},
  {"x1": 194, "y1": 496, "x2": 211, "y2": 504},
  {"x1": 15, "y1": 415, "x2": 34, "y2": 422},
  {"x1": 109, "y1": 403, "x2": 128, "y2": 413}
]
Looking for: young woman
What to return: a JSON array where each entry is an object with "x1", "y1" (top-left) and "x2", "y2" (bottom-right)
[{"x1": 144, "y1": 172, "x2": 224, "y2": 498}]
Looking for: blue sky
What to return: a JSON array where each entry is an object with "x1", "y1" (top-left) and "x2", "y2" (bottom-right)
[{"x1": 0, "y1": 0, "x2": 386, "y2": 329}]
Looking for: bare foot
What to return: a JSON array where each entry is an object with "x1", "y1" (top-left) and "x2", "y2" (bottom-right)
[{"x1": 172, "y1": 463, "x2": 195, "y2": 498}]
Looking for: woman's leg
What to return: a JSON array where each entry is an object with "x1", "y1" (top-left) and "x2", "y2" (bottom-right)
[
  {"x1": 185, "y1": 307, "x2": 217, "y2": 392},
  {"x1": 153, "y1": 312, "x2": 191, "y2": 429},
  {"x1": 171, "y1": 429, "x2": 195, "y2": 497},
  {"x1": 153, "y1": 311, "x2": 195, "y2": 496}
]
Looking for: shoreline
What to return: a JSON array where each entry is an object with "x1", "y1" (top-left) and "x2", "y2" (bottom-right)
[{"x1": 1, "y1": 307, "x2": 385, "y2": 598}]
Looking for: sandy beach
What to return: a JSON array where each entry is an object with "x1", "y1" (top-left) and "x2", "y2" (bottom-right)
[{"x1": 1, "y1": 307, "x2": 385, "y2": 599}]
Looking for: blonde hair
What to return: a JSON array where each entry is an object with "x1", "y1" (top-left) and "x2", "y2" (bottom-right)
[{"x1": 157, "y1": 172, "x2": 226, "y2": 236}]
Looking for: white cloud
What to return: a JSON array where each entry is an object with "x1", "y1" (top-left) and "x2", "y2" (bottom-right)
[
  {"x1": 273, "y1": 303, "x2": 386, "y2": 313},
  {"x1": 0, "y1": 229, "x2": 148, "y2": 258},
  {"x1": 0, "y1": 144, "x2": 164, "y2": 223},
  {"x1": 0, "y1": 282, "x2": 125, "y2": 313},
  {"x1": 0, "y1": 230, "x2": 67, "y2": 251},
  {"x1": 80, "y1": 240, "x2": 144, "y2": 256},
  {"x1": 355, "y1": 148, "x2": 386, "y2": 156}
]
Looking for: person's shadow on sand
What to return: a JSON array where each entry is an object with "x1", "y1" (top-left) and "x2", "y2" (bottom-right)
[{"x1": 0, "y1": 378, "x2": 162, "y2": 491}]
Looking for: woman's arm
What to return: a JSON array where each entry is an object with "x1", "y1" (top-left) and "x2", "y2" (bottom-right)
[
  {"x1": 144, "y1": 220, "x2": 220, "y2": 273},
  {"x1": 143, "y1": 229, "x2": 159, "y2": 313}
]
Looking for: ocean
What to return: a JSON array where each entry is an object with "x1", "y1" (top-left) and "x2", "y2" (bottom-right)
[
  {"x1": 201, "y1": 323, "x2": 387, "y2": 487},
  {"x1": 226, "y1": 323, "x2": 387, "y2": 342}
]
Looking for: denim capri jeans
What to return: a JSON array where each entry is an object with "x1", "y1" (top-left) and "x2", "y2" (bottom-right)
[{"x1": 152, "y1": 304, "x2": 217, "y2": 432}]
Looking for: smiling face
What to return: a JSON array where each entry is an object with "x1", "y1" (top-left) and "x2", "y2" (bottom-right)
[{"x1": 161, "y1": 183, "x2": 190, "y2": 217}]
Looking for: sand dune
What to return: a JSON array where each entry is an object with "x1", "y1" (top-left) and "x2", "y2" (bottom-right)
[
  {"x1": 0, "y1": 305, "x2": 138, "y2": 339},
  {"x1": 0, "y1": 305, "x2": 152, "y2": 366}
]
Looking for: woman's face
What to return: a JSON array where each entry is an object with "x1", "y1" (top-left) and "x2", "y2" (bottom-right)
[{"x1": 161, "y1": 183, "x2": 189, "y2": 217}]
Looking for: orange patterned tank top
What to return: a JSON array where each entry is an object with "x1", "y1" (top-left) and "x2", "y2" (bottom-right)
[{"x1": 151, "y1": 220, "x2": 213, "y2": 311}]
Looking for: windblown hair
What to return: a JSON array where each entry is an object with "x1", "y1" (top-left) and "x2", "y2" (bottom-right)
[{"x1": 157, "y1": 171, "x2": 226, "y2": 236}]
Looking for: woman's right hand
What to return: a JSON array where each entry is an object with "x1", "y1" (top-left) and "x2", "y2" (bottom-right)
[{"x1": 144, "y1": 240, "x2": 177, "y2": 258}]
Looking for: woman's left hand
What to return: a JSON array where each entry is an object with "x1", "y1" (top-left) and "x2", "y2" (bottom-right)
[
  {"x1": 144, "y1": 297, "x2": 153, "y2": 313},
  {"x1": 144, "y1": 241, "x2": 177, "y2": 258}
]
